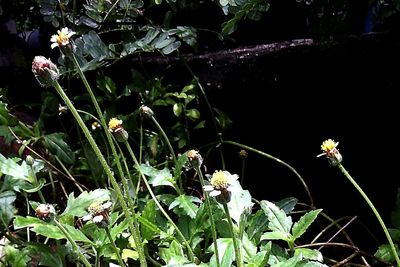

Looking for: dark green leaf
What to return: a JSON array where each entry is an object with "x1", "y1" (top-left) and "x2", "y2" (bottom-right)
[
  {"x1": 169, "y1": 195, "x2": 200, "y2": 219},
  {"x1": 141, "y1": 200, "x2": 160, "y2": 240},
  {"x1": 0, "y1": 191, "x2": 16, "y2": 227},
  {"x1": 26, "y1": 243, "x2": 64, "y2": 267},
  {"x1": 61, "y1": 189, "x2": 110, "y2": 217},
  {"x1": 0, "y1": 101, "x2": 18, "y2": 126},
  {"x1": 247, "y1": 209, "x2": 269, "y2": 244},
  {"x1": 186, "y1": 109, "x2": 200, "y2": 121},
  {"x1": 3, "y1": 245, "x2": 30, "y2": 267},
  {"x1": 0, "y1": 125, "x2": 14, "y2": 144},
  {"x1": 261, "y1": 200, "x2": 292, "y2": 234},
  {"x1": 294, "y1": 248, "x2": 323, "y2": 262},
  {"x1": 139, "y1": 164, "x2": 175, "y2": 188},
  {"x1": 41, "y1": 133, "x2": 75, "y2": 164},
  {"x1": 375, "y1": 244, "x2": 399, "y2": 263},
  {"x1": 291, "y1": 209, "x2": 322, "y2": 240},
  {"x1": 209, "y1": 238, "x2": 235, "y2": 267},
  {"x1": 277, "y1": 197, "x2": 298, "y2": 214}
]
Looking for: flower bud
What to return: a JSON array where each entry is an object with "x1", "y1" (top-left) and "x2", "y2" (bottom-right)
[
  {"x1": 32, "y1": 56, "x2": 60, "y2": 87},
  {"x1": 108, "y1": 118, "x2": 129, "y2": 142},
  {"x1": 140, "y1": 105, "x2": 154, "y2": 119},
  {"x1": 187, "y1": 149, "x2": 203, "y2": 168},
  {"x1": 35, "y1": 204, "x2": 56, "y2": 220}
]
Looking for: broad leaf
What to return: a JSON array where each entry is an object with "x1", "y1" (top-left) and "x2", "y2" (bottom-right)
[
  {"x1": 227, "y1": 180, "x2": 253, "y2": 224},
  {"x1": 209, "y1": 238, "x2": 235, "y2": 267},
  {"x1": 277, "y1": 197, "x2": 298, "y2": 214},
  {"x1": 159, "y1": 240, "x2": 189, "y2": 265},
  {"x1": 260, "y1": 231, "x2": 289, "y2": 242},
  {"x1": 139, "y1": 164, "x2": 174, "y2": 188},
  {"x1": 61, "y1": 189, "x2": 110, "y2": 217},
  {"x1": 26, "y1": 243, "x2": 64, "y2": 267},
  {"x1": 294, "y1": 248, "x2": 323, "y2": 262},
  {"x1": 169, "y1": 195, "x2": 201, "y2": 219},
  {"x1": 261, "y1": 200, "x2": 292, "y2": 234},
  {"x1": 0, "y1": 154, "x2": 29, "y2": 180},
  {"x1": 3, "y1": 245, "x2": 30, "y2": 267},
  {"x1": 0, "y1": 190, "x2": 16, "y2": 227},
  {"x1": 0, "y1": 101, "x2": 18, "y2": 126},
  {"x1": 141, "y1": 199, "x2": 161, "y2": 240},
  {"x1": 42, "y1": 133, "x2": 75, "y2": 164},
  {"x1": 292, "y1": 209, "x2": 322, "y2": 240},
  {"x1": 375, "y1": 244, "x2": 399, "y2": 263},
  {"x1": 247, "y1": 209, "x2": 269, "y2": 244}
]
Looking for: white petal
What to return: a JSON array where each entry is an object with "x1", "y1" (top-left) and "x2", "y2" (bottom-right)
[
  {"x1": 228, "y1": 174, "x2": 239, "y2": 183},
  {"x1": 93, "y1": 215, "x2": 104, "y2": 223},
  {"x1": 209, "y1": 190, "x2": 221, "y2": 197},
  {"x1": 102, "y1": 201, "x2": 112, "y2": 209},
  {"x1": 82, "y1": 215, "x2": 92, "y2": 221},
  {"x1": 50, "y1": 35, "x2": 57, "y2": 42},
  {"x1": 51, "y1": 43, "x2": 59, "y2": 49},
  {"x1": 203, "y1": 185, "x2": 214, "y2": 192}
]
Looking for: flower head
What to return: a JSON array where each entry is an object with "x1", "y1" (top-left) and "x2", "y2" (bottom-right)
[
  {"x1": 91, "y1": 121, "x2": 101, "y2": 130},
  {"x1": 187, "y1": 149, "x2": 203, "y2": 167},
  {"x1": 108, "y1": 118, "x2": 128, "y2": 142},
  {"x1": 50, "y1": 27, "x2": 75, "y2": 50},
  {"x1": 35, "y1": 204, "x2": 56, "y2": 220},
  {"x1": 82, "y1": 201, "x2": 112, "y2": 228},
  {"x1": 318, "y1": 139, "x2": 342, "y2": 165},
  {"x1": 58, "y1": 104, "x2": 68, "y2": 115},
  {"x1": 203, "y1": 170, "x2": 238, "y2": 204},
  {"x1": 32, "y1": 56, "x2": 60, "y2": 87},
  {"x1": 140, "y1": 105, "x2": 154, "y2": 119},
  {"x1": 239, "y1": 149, "x2": 248, "y2": 159}
]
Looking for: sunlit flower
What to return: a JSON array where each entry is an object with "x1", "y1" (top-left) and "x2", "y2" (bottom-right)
[
  {"x1": 58, "y1": 104, "x2": 68, "y2": 115},
  {"x1": 91, "y1": 121, "x2": 101, "y2": 130},
  {"x1": 32, "y1": 56, "x2": 60, "y2": 87},
  {"x1": 108, "y1": 118, "x2": 128, "y2": 142},
  {"x1": 187, "y1": 149, "x2": 203, "y2": 167},
  {"x1": 50, "y1": 27, "x2": 75, "y2": 49},
  {"x1": 82, "y1": 201, "x2": 112, "y2": 228},
  {"x1": 318, "y1": 139, "x2": 342, "y2": 165},
  {"x1": 140, "y1": 105, "x2": 154, "y2": 118},
  {"x1": 35, "y1": 204, "x2": 56, "y2": 220},
  {"x1": 203, "y1": 170, "x2": 238, "y2": 203}
]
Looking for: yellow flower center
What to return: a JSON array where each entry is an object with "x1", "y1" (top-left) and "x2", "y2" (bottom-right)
[
  {"x1": 211, "y1": 171, "x2": 229, "y2": 189},
  {"x1": 321, "y1": 139, "x2": 336, "y2": 152},
  {"x1": 108, "y1": 118, "x2": 122, "y2": 131},
  {"x1": 56, "y1": 31, "x2": 69, "y2": 45},
  {"x1": 88, "y1": 203, "x2": 103, "y2": 215}
]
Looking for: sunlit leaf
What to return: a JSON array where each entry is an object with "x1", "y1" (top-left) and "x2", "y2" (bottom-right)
[
  {"x1": 209, "y1": 238, "x2": 235, "y2": 267},
  {"x1": 291, "y1": 209, "x2": 322, "y2": 240},
  {"x1": 61, "y1": 189, "x2": 111, "y2": 217},
  {"x1": 260, "y1": 200, "x2": 292, "y2": 234}
]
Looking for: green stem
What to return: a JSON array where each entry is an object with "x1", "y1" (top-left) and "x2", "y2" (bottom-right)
[
  {"x1": 194, "y1": 165, "x2": 220, "y2": 267},
  {"x1": 69, "y1": 54, "x2": 147, "y2": 266},
  {"x1": 53, "y1": 219, "x2": 92, "y2": 267},
  {"x1": 51, "y1": 81, "x2": 147, "y2": 266},
  {"x1": 180, "y1": 55, "x2": 225, "y2": 169},
  {"x1": 149, "y1": 115, "x2": 183, "y2": 194},
  {"x1": 105, "y1": 227, "x2": 125, "y2": 267},
  {"x1": 222, "y1": 203, "x2": 243, "y2": 267},
  {"x1": 337, "y1": 163, "x2": 400, "y2": 266},
  {"x1": 124, "y1": 141, "x2": 195, "y2": 262},
  {"x1": 223, "y1": 140, "x2": 314, "y2": 207}
]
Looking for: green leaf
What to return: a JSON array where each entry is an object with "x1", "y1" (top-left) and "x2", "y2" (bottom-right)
[
  {"x1": 186, "y1": 109, "x2": 200, "y2": 121},
  {"x1": 0, "y1": 191, "x2": 16, "y2": 227},
  {"x1": 260, "y1": 200, "x2": 292, "y2": 234},
  {"x1": 193, "y1": 120, "x2": 206, "y2": 129},
  {"x1": 173, "y1": 103, "x2": 183, "y2": 117},
  {"x1": 3, "y1": 245, "x2": 30, "y2": 267},
  {"x1": 277, "y1": 197, "x2": 298, "y2": 214},
  {"x1": 13, "y1": 216, "x2": 93, "y2": 243},
  {"x1": 294, "y1": 248, "x2": 323, "y2": 262},
  {"x1": 159, "y1": 240, "x2": 190, "y2": 265},
  {"x1": 122, "y1": 249, "x2": 139, "y2": 261},
  {"x1": 0, "y1": 101, "x2": 18, "y2": 126},
  {"x1": 61, "y1": 189, "x2": 110, "y2": 217},
  {"x1": 141, "y1": 199, "x2": 161, "y2": 240},
  {"x1": 0, "y1": 154, "x2": 29, "y2": 180},
  {"x1": 247, "y1": 209, "x2": 269, "y2": 244},
  {"x1": 0, "y1": 125, "x2": 14, "y2": 144},
  {"x1": 139, "y1": 164, "x2": 175, "y2": 188},
  {"x1": 227, "y1": 181, "x2": 253, "y2": 224},
  {"x1": 41, "y1": 133, "x2": 75, "y2": 164},
  {"x1": 260, "y1": 231, "x2": 289, "y2": 242},
  {"x1": 26, "y1": 243, "x2": 64, "y2": 267},
  {"x1": 375, "y1": 244, "x2": 399, "y2": 263},
  {"x1": 291, "y1": 209, "x2": 322, "y2": 240},
  {"x1": 209, "y1": 238, "x2": 235, "y2": 267},
  {"x1": 173, "y1": 152, "x2": 188, "y2": 184},
  {"x1": 242, "y1": 232, "x2": 257, "y2": 261},
  {"x1": 169, "y1": 195, "x2": 201, "y2": 219}
]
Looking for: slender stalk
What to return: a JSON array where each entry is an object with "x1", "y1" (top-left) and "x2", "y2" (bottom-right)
[
  {"x1": 53, "y1": 219, "x2": 92, "y2": 267},
  {"x1": 223, "y1": 140, "x2": 314, "y2": 207},
  {"x1": 68, "y1": 54, "x2": 147, "y2": 266},
  {"x1": 54, "y1": 155, "x2": 84, "y2": 192},
  {"x1": 193, "y1": 165, "x2": 220, "y2": 267},
  {"x1": 337, "y1": 163, "x2": 400, "y2": 266},
  {"x1": 51, "y1": 80, "x2": 147, "y2": 266},
  {"x1": 180, "y1": 55, "x2": 225, "y2": 169},
  {"x1": 222, "y1": 203, "x2": 243, "y2": 267},
  {"x1": 105, "y1": 227, "x2": 125, "y2": 267},
  {"x1": 124, "y1": 141, "x2": 195, "y2": 262}
]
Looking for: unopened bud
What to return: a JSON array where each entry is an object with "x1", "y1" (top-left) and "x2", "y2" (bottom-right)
[
  {"x1": 140, "y1": 105, "x2": 154, "y2": 118},
  {"x1": 32, "y1": 56, "x2": 59, "y2": 87}
]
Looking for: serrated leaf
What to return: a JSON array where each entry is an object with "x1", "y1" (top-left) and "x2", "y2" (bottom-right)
[
  {"x1": 209, "y1": 238, "x2": 235, "y2": 267},
  {"x1": 276, "y1": 197, "x2": 298, "y2": 214},
  {"x1": 159, "y1": 240, "x2": 188, "y2": 265},
  {"x1": 260, "y1": 231, "x2": 289, "y2": 242},
  {"x1": 61, "y1": 189, "x2": 110, "y2": 217},
  {"x1": 375, "y1": 244, "x2": 399, "y2": 262},
  {"x1": 41, "y1": 133, "x2": 75, "y2": 164},
  {"x1": 26, "y1": 243, "x2": 64, "y2": 267},
  {"x1": 141, "y1": 200, "x2": 160, "y2": 240},
  {"x1": 0, "y1": 101, "x2": 18, "y2": 126},
  {"x1": 3, "y1": 245, "x2": 30, "y2": 267},
  {"x1": 173, "y1": 153, "x2": 188, "y2": 182},
  {"x1": 294, "y1": 248, "x2": 323, "y2": 262},
  {"x1": 0, "y1": 191, "x2": 16, "y2": 227},
  {"x1": 261, "y1": 200, "x2": 292, "y2": 234},
  {"x1": 0, "y1": 154, "x2": 29, "y2": 180},
  {"x1": 139, "y1": 164, "x2": 174, "y2": 188},
  {"x1": 247, "y1": 209, "x2": 269, "y2": 244},
  {"x1": 292, "y1": 209, "x2": 322, "y2": 240},
  {"x1": 13, "y1": 216, "x2": 93, "y2": 243},
  {"x1": 169, "y1": 195, "x2": 200, "y2": 219}
]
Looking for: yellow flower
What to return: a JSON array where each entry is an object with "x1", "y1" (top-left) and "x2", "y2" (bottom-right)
[
  {"x1": 318, "y1": 138, "x2": 342, "y2": 165},
  {"x1": 50, "y1": 27, "x2": 75, "y2": 49},
  {"x1": 83, "y1": 201, "x2": 112, "y2": 227},
  {"x1": 187, "y1": 149, "x2": 203, "y2": 167},
  {"x1": 108, "y1": 118, "x2": 123, "y2": 131}
]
